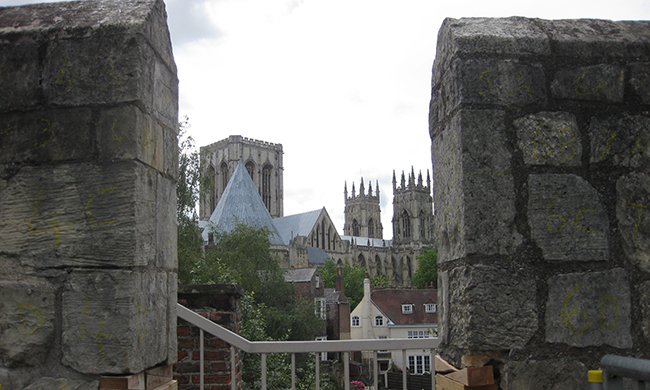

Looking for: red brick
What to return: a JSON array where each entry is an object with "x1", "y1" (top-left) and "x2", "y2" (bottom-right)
[
  {"x1": 177, "y1": 350, "x2": 188, "y2": 360},
  {"x1": 192, "y1": 350, "x2": 228, "y2": 361},
  {"x1": 207, "y1": 338, "x2": 228, "y2": 349},
  {"x1": 177, "y1": 326, "x2": 190, "y2": 336},
  {"x1": 174, "y1": 361, "x2": 200, "y2": 373},
  {"x1": 178, "y1": 339, "x2": 195, "y2": 349},
  {"x1": 210, "y1": 362, "x2": 228, "y2": 372},
  {"x1": 173, "y1": 374, "x2": 190, "y2": 385},
  {"x1": 192, "y1": 374, "x2": 229, "y2": 385}
]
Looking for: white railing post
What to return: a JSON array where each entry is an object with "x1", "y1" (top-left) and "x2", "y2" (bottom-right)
[
  {"x1": 315, "y1": 353, "x2": 320, "y2": 390},
  {"x1": 402, "y1": 349, "x2": 407, "y2": 390},
  {"x1": 344, "y1": 351, "x2": 350, "y2": 390},
  {"x1": 261, "y1": 353, "x2": 267, "y2": 390},
  {"x1": 373, "y1": 350, "x2": 379, "y2": 390},
  {"x1": 431, "y1": 348, "x2": 436, "y2": 390},
  {"x1": 291, "y1": 353, "x2": 296, "y2": 390},
  {"x1": 231, "y1": 346, "x2": 236, "y2": 390},
  {"x1": 200, "y1": 329, "x2": 204, "y2": 390}
]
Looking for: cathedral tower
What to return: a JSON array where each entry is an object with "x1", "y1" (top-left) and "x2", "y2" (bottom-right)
[
  {"x1": 199, "y1": 135, "x2": 284, "y2": 220},
  {"x1": 392, "y1": 168, "x2": 434, "y2": 245},
  {"x1": 343, "y1": 178, "x2": 383, "y2": 238}
]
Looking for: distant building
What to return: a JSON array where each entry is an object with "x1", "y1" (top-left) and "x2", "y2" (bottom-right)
[
  {"x1": 199, "y1": 136, "x2": 434, "y2": 287},
  {"x1": 349, "y1": 275, "x2": 437, "y2": 374}
]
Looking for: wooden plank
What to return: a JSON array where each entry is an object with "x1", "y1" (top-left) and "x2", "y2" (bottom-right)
[
  {"x1": 99, "y1": 372, "x2": 145, "y2": 390},
  {"x1": 146, "y1": 365, "x2": 173, "y2": 389},
  {"x1": 435, "y1": 355, "x2": 458, "y2": 373},
  {"x1": 148, "y1": 380, "x2": 177, "y2": 390},
  {"x1": 145, "y1": 365, "x2": 172, "y2": 378},
  {"x1": 444, "y1": 366, "x2": 494, "y2": 386},
  {"x1": 435, "y1": 374, "x2": 497, "y2": 390}
]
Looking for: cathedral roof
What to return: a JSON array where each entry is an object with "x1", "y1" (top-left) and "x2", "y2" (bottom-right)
[
  {"x1": 341, "y1": 236, "x2": 392, "y2": 247},
  {"x1": 201, "y1": 159, "x2": 283, "y2": 245},
  {"x1": 272, "y1": 209, "x2": 323, "y2": 245}
]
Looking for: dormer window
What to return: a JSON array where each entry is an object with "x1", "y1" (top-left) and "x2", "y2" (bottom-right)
[
  {"x1": 425, "y1": 303, "x2": 437, "y2": 313},
  {"x1": 402, "y1": 304, "x2": 413, "y2": 314}
]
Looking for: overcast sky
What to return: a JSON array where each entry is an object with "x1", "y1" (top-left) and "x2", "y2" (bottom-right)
[{"x1": 3, "y1": 0, "x2": 650, "y2": 238}]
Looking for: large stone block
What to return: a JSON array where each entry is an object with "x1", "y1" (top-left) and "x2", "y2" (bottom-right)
[
  {"x1": 0, "y1": 161, "x2": 158, "y2": 268},
  {"x1": 153, "y1": 57, "x2": 179, "y2": 130},
  {"x1": 515, "y1": 111, "x2": 581, "y2": 166},
  {"x1": 0, "y1": 281, "x2": 55, "y2": 367},
  {"x1": 616, "y1": 173, "x2": 650, "y2": 273},
  {"x1": 61, "y1": 269, "x2": 170, "y2": 374},
  {"x1": 551, "y1": 64, "x2": 625, "y2": 102},
  {"x1": 445, "y1": 265, "x2": 537, "y2": 350},
  {"x1": 442, "y1": 58, "x2": 546, "y2": 113},
  {"x1": 157, "y1": 175, "x2": 177, "y2": 270},
  {"x1": 433, "y1": 110, "x2": 521, "y2": 262},
  {"x1": 432, "y1": 17, "x2": 550, "y2": 83},
  {"x1": 629, "y1": 63, "x2": 650, "y2": 104},
  {"x1": 43, "y1": 34, "x2": 155, "y2": 107},
  {"x1": 589, "y1": 114, "x2": 650, "y2": 168},
  {"x1": 528, "y1": 174, "x2": 609, "y2": 261},
  {"x1": 640, "y1": 281, "x2": 650, "y2": 342},
  {"x1": 539, "y1": 19, "x2": 650, "y2": 62},
  {"x1": 0, "y1": 39, "x2": 39, "y2": 110},
  {"x1": 502, "y1": 358, "x2": 587, "y2": 390},
  {"x1": 545, "y1": 268, "x2": 632, "y2": 348},
  {"x1": 0, "y1": 108, "x2": 93, "y2": 164}
]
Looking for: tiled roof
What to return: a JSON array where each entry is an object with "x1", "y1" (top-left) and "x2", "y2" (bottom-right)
[
  {"x1": 306, "y1": 247, "x2": 329, "y2": 264},
  {"x1": 284, "y1": 268, "x2": 317, "y2": 283},
  {"x1": 273, "y1": 209, "x2": 322, "y2": 245},
  {"x1": 370, "y1": 288, "x2": 437, "y2": 325},
  {"x1": 201, "y1": 159, "x2": 283, "y2": 245}
]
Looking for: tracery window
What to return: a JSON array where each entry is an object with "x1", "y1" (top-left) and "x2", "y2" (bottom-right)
[
  {"x1": 368, "y1": 218, "x2": 374, "y2": 238},
  {"x1": 352, "y1": 219, "x2": 360, "y2": 236},
  {"x1": 220, "y1": 162, "x2": 229, "y2": 191},
  {"x1": 262, "y1": 165, "x2": 272, "y2": 212},
  {"x1": 245, "y1": 161, "x2": 255, "y2": 180},
  {"x1": 402, "y1": 210, "x2": 411, "y2": 238}
]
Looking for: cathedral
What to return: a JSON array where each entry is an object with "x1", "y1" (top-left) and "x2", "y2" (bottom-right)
[{"x1": 199, "y1": 136, "x2": 434, "y2": 287}]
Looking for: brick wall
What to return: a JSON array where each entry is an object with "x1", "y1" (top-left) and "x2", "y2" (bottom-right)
[{"x1": 175, "y1": 285, "x2": 244, "y2": 390}]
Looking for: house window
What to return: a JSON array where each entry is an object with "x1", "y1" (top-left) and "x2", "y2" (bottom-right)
[
  {"x1": 408, "y1": 355, "x2": 431, "y2": 374},
  {"x1": 315, "y1": 275, "x2": 320, "y2": 289},
  {"x1": 352, "y1": 316, "x2": 360, "y2": 327},
  {"x1": 407, "y1": 330, "x2": 429, "y2": 339},
  {"x1": 425, "y1": 303, "x2": 437, "y2": 313},
  {"x1": 315, "y1": 297, "x2": 326, "y2": 319},
  {"x1": 375, "y1": 316, "x2": 384, "y2": 326},
  {"x1": 402, "y1": 304, "x2": 413, "y2": 314}
]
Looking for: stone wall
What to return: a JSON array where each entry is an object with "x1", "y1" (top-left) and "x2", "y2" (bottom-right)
[
  {"x1": 430, "y1": 17, "x2": 650, "y2": 389},
  {"x1": 0, "y1": 0, "x2": 178, "y2": 389},
  {"x1": 175, "y1": 285, "x2": 243, "y2": 390}
]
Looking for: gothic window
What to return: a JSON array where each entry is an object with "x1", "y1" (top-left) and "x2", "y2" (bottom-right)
[
  {"x1": 208, "y1": 165, "x2": 216, "y2": 213},
  {"x1": 375, "y1": 255, "x2": 382, "y2": 276},
  {"x1": 419, "y1": 210, "x2": 426, "y2": 240},
  {"x1": 327, "y1": 227, "x2": 332, "y2": 250},
  {"x1": 352, "y1": 219, "x2": 360, "y2": 236},
  {"x1": 245, "y1": 161, "x2": 255, "y2": 180},
  {"x1": 262, "y1": 165, "x2": 272, "y2": 212},
  {"x1": 402, "y1": 210, "x2": 411, "y2": 238},
  {"x1": 406, "y1": 256, "x2": 412, "y2": 278},
  {"x1": 357, "y1": 253, "x2": 365, "y2": 268},
  {"x1": 321, "y1": 220, "x2": 325, "y2": 250},
  {"x1": 220, "y1": 162, "x2": 229, "y2": 191},
  {"x1": 368, "y1": 218, "x2": 374, "y2": 238}
]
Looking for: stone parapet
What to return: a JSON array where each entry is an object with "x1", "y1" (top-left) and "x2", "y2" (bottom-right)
[{"x1": 430, "y1": 17, "x2": 650, "y2": 389}]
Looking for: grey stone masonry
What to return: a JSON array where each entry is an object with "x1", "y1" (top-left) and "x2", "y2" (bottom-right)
[
  {"x1": 430, "y1": 17, "x2": 650, "y2": 389},
  {"x1": 0, "y1": 0, "x2": 178, "y2": 389}
]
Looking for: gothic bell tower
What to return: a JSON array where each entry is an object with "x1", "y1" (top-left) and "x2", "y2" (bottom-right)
[
  {"x1": 392, "y1": 168, "x2": 434, "y2": 245},
  {"x1": 343, "y1": 178, "x2": 383, "y2": 238}
]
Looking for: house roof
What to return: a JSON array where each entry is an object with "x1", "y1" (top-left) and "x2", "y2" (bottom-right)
[
  {"x1": 284, "y1": 268, "x2": 317, "y2": 283},
  {"x1": 370, "y1": 288, "x2": 437, "y2": 326},
  {"x1": 201, "y1": 159, "x2": 283, "y2": 245},
  {"x1": 273, "y1": 209, "x2": 322, "y2": 245}
]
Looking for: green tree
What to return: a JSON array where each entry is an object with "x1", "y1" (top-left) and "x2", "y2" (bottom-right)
[
  {"x1": 320, "y1": 260, "x2": 367, "y2": 309},
  {"x1": 412, "y1": 247, "x2": 438, "y2": 289}
]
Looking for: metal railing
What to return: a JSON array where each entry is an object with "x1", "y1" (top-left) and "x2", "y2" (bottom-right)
[
  {"x1": 600, "y1": 355, "x2": 650, "y2": 390},
  {"x1": 177, "y1": 303, "x2": 440, "y2": 390}
]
